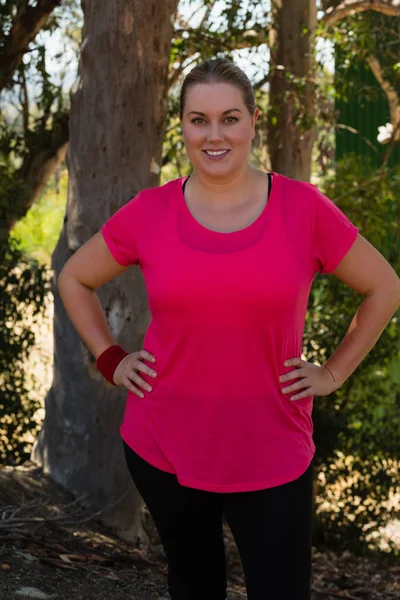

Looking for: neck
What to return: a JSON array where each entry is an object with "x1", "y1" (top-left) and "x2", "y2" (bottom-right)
[{"x1": 189, "y1": 164, "x2": 255, "y2": 203}]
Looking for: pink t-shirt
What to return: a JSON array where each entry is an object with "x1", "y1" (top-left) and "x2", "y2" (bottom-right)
[{"x1": 101, "y1": 172, "x2": 359, "y2": 493}]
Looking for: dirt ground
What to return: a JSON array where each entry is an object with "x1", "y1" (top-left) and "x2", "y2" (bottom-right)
[{"x1": 0, "y1": 462, "x2": 399, "y2": 600}]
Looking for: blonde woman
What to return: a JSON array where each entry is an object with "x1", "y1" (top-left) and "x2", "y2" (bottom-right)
[{"x1": 58, "y1": 58, "x2": 400, "y2": 600}]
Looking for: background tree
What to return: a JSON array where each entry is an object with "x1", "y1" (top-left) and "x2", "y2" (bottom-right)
[
  {"x1": 0, "y1": 0, "x2": 82, "y2": 244},
  {"x1": 165, "y1": 1, "x2": 400, "y2": 184},
  {"x1": 31, "y1": 0, "x2": 180, "y2": 542},
  {"x1": 0, "y1": 0, "x2": 61, "y2": 92},
  {"x1": 0, "y1": 0, "x2": 81, "y2": 465}
]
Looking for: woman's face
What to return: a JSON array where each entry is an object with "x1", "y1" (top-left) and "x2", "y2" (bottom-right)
[{"x1": 181, "y1": 82, "x2": 259, "y2": 179}]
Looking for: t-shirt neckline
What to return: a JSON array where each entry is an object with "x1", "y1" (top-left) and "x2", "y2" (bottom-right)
[
  {"x1": 175, "y1": 172, "x2": 281, "y2": 254},
  {"x1": 178, "y1": 172, "x2": 279, "y2": 241}
]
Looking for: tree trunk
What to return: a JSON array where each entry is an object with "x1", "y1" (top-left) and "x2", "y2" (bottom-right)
[
  {"x1": 266, "y1": 0, "x2": 317, "y2": 182},
  {"x1": 31, "y1": 0, "x2": 179, "y2": 542}
]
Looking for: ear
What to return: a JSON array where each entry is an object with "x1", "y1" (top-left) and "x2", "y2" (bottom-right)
[{"x1": 252, "y1": 107, "x2": 260, "y2": 138}]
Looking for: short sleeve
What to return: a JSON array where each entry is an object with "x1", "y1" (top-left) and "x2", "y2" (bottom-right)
[
  {"x1": 101, "y1": 192, "x2": 143, "y2": 266},
  {"x1": 311, "y1": 185, "x2": 359, "y2": 275}
]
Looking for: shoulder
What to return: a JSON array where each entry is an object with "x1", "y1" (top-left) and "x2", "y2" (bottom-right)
[
  {"x1": 277, "y1": 172, "x2": 320, "y2": 202},
  {"x1": 272, "y1": 173, "x2": 324, "y2": 226},
  {"x1": 131, "y1": 177, "x2": 183, "y2": 212}
]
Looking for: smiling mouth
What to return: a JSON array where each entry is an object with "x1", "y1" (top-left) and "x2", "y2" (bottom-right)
[{"x1": 203, "y1": 150, "x2": 230, "y2": 157}]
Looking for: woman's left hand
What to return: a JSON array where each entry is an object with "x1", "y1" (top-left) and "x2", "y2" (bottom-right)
[{"x1": 279, "y1": 358, "x2": 342, "y2": 401}]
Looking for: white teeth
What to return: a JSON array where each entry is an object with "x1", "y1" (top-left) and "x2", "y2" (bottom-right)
[{"x1": 205, "y1": 150, "x2": 228, "y2": 156}]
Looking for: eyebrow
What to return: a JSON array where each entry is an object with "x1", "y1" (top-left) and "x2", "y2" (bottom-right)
[{"x1": 187, "y1": 108, "x2": 242, "y2": 116}]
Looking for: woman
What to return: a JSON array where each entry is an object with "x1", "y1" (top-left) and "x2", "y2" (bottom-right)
[{"x1": 58, "y1": 58, "x2": 400, "y2": 600}]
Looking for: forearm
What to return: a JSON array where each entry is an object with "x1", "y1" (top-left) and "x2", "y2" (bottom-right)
[
  {"x1": 323, "y1": 286, "x2": 400, "y2": 385},
  {"x1": 58, "y1": 272, "x2": 116, "y2": 359}
]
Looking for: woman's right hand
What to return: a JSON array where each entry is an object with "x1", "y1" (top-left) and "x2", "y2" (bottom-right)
[{"x1": 113, "y1": 349, "x2": 158, "y2": 397}]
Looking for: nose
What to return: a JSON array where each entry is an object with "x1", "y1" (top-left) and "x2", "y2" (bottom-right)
[{"x1": 206, "y1": 122, "x2": 224, "y2": 143}]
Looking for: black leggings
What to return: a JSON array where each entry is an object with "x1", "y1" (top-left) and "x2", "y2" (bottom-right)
[{"x1": 123, "y1": 440, "x2": 314, "y2": 600}]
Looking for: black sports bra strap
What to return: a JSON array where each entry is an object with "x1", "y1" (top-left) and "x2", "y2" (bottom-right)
[
  {"x1": 181, "y1": 173, "x2": 272, "y2": 199},
  {"x1": 267, "y1": 172, "x2": 272, "y2": 194}
]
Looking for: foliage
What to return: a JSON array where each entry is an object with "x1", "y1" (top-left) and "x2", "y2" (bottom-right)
[
  {"x1": 0, "y1": 0, "x2": 80, "y2": 240},
  {"x1": 0, "y1": 1, "x2": 79, "y2": 465},
  {"x1": 0, "y1": 1, "x2": 75, "y2": 463},
  {"x1": 10, "y1": 167, "x2": 68, "y2": 263},
  {"x1": 169, "y1": 0, "x2": 269, "y2": 99},
  {"x1": 161, "y1": 90, "x2": 192, "y2": 182},
  {"x1": 305, "y1": 154, "x2": 400, "y2": 556},
  {"x1": 324, "y1": 11, "x2": 400, "y2": 105},
  {"x1": 0, "y1": 238, "x2": 51, "y2": 465}
]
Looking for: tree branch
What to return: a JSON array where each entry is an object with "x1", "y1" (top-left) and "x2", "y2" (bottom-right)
[
  {"x1": 168, "y1": 25, "x2": 267, "y2": 88},
  {"x1": 20, "y1": 65, "x2": 30, "y2": 135},
  {"x1": 254, "y1": 73, "x2": 269, "y2": 90},
  {"x1": 0, "y1": 0, "x2": 62, "y2": 93},
  {"x1": 322, "y1": 0, "x2": 400, "y2": 28},
  {"x1": 366, "y1": 54, "x2": 400, "y2": 140},
  {"x1": 21, "y1": 111, "x2": 69, "y2": 210},
  {"x1": 174, "y1": 25, "x2": 267, "y2": 52},
  {"x1": 169, "y1": 54, "x2": 200, "y2": 89},
  {"x1": 3, "y1": 110, "x2": 69, "y2": 239},
  {"x1": 199, "y1": 0, "x2": 218, "y2": 29}
]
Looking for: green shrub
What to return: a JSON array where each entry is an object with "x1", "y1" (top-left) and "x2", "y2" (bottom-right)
[
  {"x1": 307, "y1": 154, "x2": 400, "y2": 557},
  {"x1": 10, "y1": 169, "x2": 68, "y2": 264},
  {"x1": 0, "y1": 239, "x2": 51, "y2": 465}
]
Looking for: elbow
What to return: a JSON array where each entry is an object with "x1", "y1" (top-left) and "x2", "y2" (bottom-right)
[
  {"x1": 57, "y1": 269, "x2": 70, "y2": 302},
  {"x1": 371, "y1": 276, "x2": 400, "y2": 311},
  {"x1": 390, "y1": 272, "x2": 400, "y2": 306},
  {"x1": 57, "y1": 269, "x2": 64, "y2": 290},
  {"x1": 57, "y1": 266, "x2": 77, "y2": 294},
  {"x1": 367, "y1": 272, "x2": 400, "y2": 304},
  {"x1": 396, "y1": 279, "x2": 400, "y2": 307},
  {"x1": 57, "y1": 267, "x2": 95, "y2": 294},
  {"x1": 57, "y1": 267, "x2": 69, "y2": 291}
]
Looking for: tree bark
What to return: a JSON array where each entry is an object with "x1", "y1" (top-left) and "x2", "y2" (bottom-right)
[
  {"x1": 31, "y1": 0, "x2": 179, "y2": 542},
  {"x1": 266, "y1": 0, "x2": 317, "y2": 182}
]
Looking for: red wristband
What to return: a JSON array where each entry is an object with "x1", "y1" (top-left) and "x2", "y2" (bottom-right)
[{"x1": 96, "y1": 344, "x2": 129, "y2": 385}]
